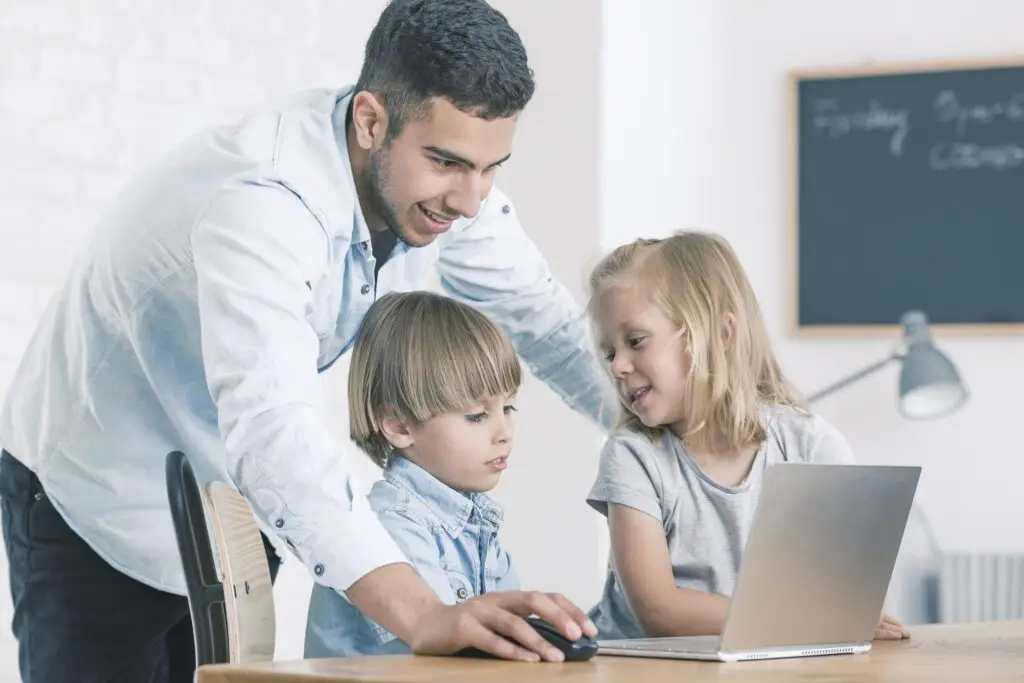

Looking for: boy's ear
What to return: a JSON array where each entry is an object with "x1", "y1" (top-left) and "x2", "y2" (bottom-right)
[{"x1": 378, "y1": 409, "x2": 414, "y2": 450}]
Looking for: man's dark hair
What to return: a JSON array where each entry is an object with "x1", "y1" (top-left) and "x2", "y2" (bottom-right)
[{"x1": 355, "y1": 0, "x2": 535, "y2": 141}]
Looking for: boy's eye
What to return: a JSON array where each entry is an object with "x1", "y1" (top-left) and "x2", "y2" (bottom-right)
[
  {"x1": 628, "y1": 336, "x2": 646, "y2": 348},
  {"x1": 603, "y1": 349, "x2": 615, "y2": 363},
  {"x1": 503, "y1": 405, "x2": 518, "y2": 415},
  {"x1": 466, "y1": 411, "x2": 487, "y2": 423}
]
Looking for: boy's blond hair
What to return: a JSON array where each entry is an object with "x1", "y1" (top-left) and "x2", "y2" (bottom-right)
[
  {"x1": 349, "y1": 291, "x2": 522, "y2": 467},
  {"x1": 588, "y1": 231, "x2": 806, "y2": 452}
]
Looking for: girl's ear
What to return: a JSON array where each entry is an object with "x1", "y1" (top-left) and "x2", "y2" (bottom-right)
[
  {"x1": 378, "y1": 409, "x2": 414, "y2": 450},
  {"x1": 722, "y1": 312, "x2": 737, "y2": 351}
]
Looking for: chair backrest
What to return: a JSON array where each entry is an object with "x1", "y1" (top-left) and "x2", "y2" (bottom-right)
[
  {"x1": 165, "y1": 450, "x2": 230, "y2": 666},
  {"x1": 204, "y1": 480, "x2": 276, "y2": 664}
]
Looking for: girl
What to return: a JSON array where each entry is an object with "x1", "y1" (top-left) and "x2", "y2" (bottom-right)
[
  {"x1": 304, "y1": 290, "x2": 523, "y2": 656},
  {"x1": 584, "y1": 231, "x2": 909, "y2": 642}
]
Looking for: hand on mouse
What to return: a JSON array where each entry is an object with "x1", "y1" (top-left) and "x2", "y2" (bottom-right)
[
  {"x1": 408, "y1": 590, "x2": 598, "y2": 662},
  {"x1": 873, "y1": 613, "x2": 910, "y2": 640}
]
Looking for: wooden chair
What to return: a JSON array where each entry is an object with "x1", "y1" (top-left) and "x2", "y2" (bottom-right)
[{"x1": 166, "y1": 450, "x2": 276, "y2": 666}]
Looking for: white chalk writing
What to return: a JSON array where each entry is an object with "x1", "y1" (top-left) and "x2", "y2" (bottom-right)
[
  {"x1": 929, "y1": 142, "x2": 1024, "y2": 171},
  {"x1": 933, "y1": 90, "x2": 1024, "y2": 135},
  {"x1": 812, "y1": 98, "x2": 911, "y2": 155}
]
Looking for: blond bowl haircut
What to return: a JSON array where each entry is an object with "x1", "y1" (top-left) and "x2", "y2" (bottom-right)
[
  {"x1": 588, "y1": 231, "x2": 807, "y2": 453},
  {"x1": 348, "y1": 291, "x2": 523, "y2": 467}
]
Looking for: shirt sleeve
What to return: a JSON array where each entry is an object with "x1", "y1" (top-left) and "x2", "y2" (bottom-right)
[
  {"x1": 804, "y1": 414, "x2": 857, "y2": 465},
  {"x1": 192, "y1": 182, "x2": 407, "y2": 592},
  {"x1": 434, "y1": 188, "x2": 618, "y2": 432},
  {"x1": 586, "y1": 431, "x2": 665, "y2": 522}
]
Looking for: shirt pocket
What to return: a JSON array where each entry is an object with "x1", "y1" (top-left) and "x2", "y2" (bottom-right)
[{"x1": 445, "y1": 568, "x2": 475, "y2": 603}]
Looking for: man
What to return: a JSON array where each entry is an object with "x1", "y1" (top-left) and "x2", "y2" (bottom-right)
[{"x1": 0, "y1": 0, "x2": 616, "y2": 681}]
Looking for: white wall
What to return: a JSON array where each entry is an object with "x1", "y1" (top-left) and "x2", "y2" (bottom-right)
[
  {"x1": 601, "y1": 0, "x2": 1024, "y2": 621},
  {"x1": 0, "y1": 0, "x2": 605, "y2": 675}
]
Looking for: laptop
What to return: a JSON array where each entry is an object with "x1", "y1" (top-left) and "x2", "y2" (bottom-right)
[{"x1": 597, "y1": 462, "x2": 921, "y2": 663}]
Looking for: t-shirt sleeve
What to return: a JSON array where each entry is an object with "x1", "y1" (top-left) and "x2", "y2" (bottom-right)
[
  {"x1": 803, "y1": 414, "x2": 856, "y2": 465},
  {"x1": 586, "y1": 430, "x2": 665, "y2": 522}
]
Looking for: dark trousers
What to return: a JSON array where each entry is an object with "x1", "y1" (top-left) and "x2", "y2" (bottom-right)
[{"x1": 0, "y1": 450, "x2": 282, "y2": 683}]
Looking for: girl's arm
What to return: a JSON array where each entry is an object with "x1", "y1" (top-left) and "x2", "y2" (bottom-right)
[{"x1": 608, "y1": 503, "x2": 730, "y2": 637}]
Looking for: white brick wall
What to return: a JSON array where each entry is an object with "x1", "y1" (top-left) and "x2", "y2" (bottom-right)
[{"x1": 0, "y1": 0, "x2": 389, "y2": 677}]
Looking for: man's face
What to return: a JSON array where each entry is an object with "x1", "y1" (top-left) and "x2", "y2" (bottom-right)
[{"x1": 366, "y1": 98, "x2": 518, "y2": 247}]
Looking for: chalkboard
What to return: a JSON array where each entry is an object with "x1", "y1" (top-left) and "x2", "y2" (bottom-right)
[{"x1": 791, "y1": 59, "x2": 1024, "y2": 336}]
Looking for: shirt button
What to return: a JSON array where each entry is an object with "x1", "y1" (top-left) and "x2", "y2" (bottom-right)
[
  {"x1": 314, "y1": 564, "x2": 325, "y2": 577},
  {"x1": 274, "y1": 518, "x2": 284, "y2": 529},
  {"x1": 501, "y1": 204, "x2": 511, "y2": 214},
  {"x1": 360, "y1": 284, "x2": 371, "y2": 295},
  {"x1": 456, "y1": 587, "x2": 468, "y2": 600}
]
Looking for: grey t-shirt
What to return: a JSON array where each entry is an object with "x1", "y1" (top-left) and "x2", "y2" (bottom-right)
[{"x1": 586, "y1": 405, "x2": 854, "y2": 639}]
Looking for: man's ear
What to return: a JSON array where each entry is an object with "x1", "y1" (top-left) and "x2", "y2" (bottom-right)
[
  {"x1": 350, "y1": 91, "x2": 389, "y2": 151},
  {"x1": 378, "y1": 409, "x2": 414, "y2": 450},
  {"x1": 722, "y1": 312, "x2": 737, "y2": 351}
]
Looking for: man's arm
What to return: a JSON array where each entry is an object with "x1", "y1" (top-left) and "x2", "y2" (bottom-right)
[
  {"x1": 435, "y1": 188, "x2": 618, "y2": 432},
  {"x1": 193, "y1": 183, "x2": 410, "y2": 591},
  {"x1": 193, "y1": 183, "x2": 593, "y2": 660}
]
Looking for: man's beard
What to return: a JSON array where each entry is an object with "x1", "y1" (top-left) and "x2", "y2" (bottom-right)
[{"x1": 366, "y1": 146, "x2": 411, "y2": 246}]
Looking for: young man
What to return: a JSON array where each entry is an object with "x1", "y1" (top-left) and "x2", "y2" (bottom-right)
[{"x1": 0, "y1": 1, "x2": 615, "y2": 681}]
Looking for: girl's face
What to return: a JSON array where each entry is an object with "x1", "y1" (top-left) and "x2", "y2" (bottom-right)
[
  {"x1": 382, "y1": 393, "x2": 519, "y2": 493},
  {"x1": 597, "y1": 282, "x2": 691, "y2": 435}
]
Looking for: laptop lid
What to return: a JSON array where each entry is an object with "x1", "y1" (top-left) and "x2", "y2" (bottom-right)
[{"x1": 718, "y1": 463, "x2": 921, "y2": 653}]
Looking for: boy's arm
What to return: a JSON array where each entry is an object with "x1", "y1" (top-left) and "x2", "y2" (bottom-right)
[{"x1": 608, "y1": 503, "x2": 730, "y2": 637}]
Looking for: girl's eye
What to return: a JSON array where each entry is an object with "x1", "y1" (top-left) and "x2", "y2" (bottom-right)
[
  {"x1": 628, "y1": 336, "x2": 646, "y2": 348},
  {"x1": 503, "y1": 405, "x2": 518, "y2": 415},
  {"x1": 466, "y1": 412, "x2": 487, "y2": 423},
  {"x1": 603, "y1": 350, "x2": 615, "y2": 363}
]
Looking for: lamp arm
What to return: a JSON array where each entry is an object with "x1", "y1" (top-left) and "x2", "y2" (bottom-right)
[{"x1": 806, "y1": 351, "x2": 903, "y2": 403}]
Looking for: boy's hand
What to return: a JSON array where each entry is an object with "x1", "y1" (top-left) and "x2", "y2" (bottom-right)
[{"x1": 874, "y1": 613, "x2": 910, "y2": 640}]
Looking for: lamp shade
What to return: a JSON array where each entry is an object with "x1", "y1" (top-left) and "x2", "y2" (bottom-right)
[{"x1": 897, "y1": 311, "x2": 968, "y2": 420}]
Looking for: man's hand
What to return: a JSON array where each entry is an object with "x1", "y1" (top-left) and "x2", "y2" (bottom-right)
[
  {"x1": 408, "y1": 590, "x2": 598, "y2": 662},
  {"x1": 874, "y1": 613, "x2": 910, "y2": 640},
  {"x1": 345, "y1": 563, "x2": 597, "y2": 662}
]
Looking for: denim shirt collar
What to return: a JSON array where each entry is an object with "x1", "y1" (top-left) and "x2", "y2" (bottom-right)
[{"x1": 384, "y1": 455, "x2": 504, "y2": 537}]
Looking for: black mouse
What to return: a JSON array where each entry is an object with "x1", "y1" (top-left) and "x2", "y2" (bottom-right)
[{"x1": 455, "y1": 616, "x2": 598, "y2": 661}]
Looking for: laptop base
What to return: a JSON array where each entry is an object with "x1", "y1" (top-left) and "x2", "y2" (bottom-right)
[{"x1": 598, "y1": 637, "x2": 871, "y2": 663}]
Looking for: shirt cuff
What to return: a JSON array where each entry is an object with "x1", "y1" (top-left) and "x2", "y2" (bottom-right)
[{"x1": 319, "y1": 500, "x2": 410, "y2": 592}]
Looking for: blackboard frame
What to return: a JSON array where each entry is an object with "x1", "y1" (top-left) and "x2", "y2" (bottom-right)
[{"x1": 788, "y1": 56, "x2": 1024, "y2": 338}]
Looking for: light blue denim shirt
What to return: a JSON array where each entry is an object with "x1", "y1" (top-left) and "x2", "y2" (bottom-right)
[
  {"x1": 0, "y1": 86, "x2": 616, "y2": 596},
  {"x1": 304, "y1": 455, "x2": 518, "y2": 656}
]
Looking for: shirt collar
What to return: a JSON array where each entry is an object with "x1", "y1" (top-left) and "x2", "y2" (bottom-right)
[{"x1": 384, "y1": 455, "x2": 505, "y2": 537}]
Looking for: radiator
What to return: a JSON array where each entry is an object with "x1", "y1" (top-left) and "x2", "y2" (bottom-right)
[{"x1": 938, "y1": 554, "x2": 1024, "y2": 623}]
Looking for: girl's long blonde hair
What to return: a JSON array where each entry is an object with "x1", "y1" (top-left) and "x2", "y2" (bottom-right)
[
  {"x1": 348, "y1": 291, "x2": 522, "y2": 467},
  {"x1": 588, "y1": 231, "x2": 806, "y2": 452}
]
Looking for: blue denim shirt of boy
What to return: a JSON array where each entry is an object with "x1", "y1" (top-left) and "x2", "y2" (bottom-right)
[{"x1": 304, "y1": 455, "x2": 520, "y2": 657}]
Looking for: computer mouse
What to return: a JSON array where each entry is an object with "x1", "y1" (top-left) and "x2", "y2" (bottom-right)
[{"x1": 454, "y1": 616, "x2": 598, "y2": 661}]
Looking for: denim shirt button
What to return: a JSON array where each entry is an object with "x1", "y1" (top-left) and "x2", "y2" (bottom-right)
[
  {"x1": 360, "y1": 284, "x2": 371, "y2": 295},
  {"x1": 314, "y1": 563, "x2": 325, "y2": 577},
  {"x1": 456, "y1": 587, "x2": 468, "y2": 600},
  {"x1": 274, "y1": 518, "x2": 284, "y2": 528}
]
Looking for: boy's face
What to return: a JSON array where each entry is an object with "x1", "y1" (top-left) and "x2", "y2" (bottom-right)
[{"x1": 382, "y1": 393, "x2": 519, "y2": 492}]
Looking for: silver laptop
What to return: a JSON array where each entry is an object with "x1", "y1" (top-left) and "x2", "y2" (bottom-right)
[{"x1": 598, "y1": 463, "x2": 921, "y2": 663}]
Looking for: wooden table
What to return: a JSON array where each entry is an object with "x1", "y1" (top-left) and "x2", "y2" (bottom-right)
[{"x1": 195, "y1": 621, "x2": 1024, "y2": 682}]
